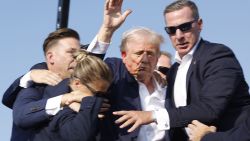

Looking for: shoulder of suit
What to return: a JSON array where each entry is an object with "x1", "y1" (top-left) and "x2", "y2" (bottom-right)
[{"x1": 202, "y1": 40, "x2": 232, "y2": 52}]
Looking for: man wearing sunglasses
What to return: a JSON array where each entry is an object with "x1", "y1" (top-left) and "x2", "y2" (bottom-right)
[
  {"x1": 114, "y1": 0, "x2": 250, "y2": 141},
  {"x1": 162, "y1": 0, "x2": 250, "y2": 140},
  {"x1": 154, "y1": 51, "x2": 172, "y2": 87}
]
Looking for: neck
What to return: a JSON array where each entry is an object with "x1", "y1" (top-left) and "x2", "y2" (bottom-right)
[{"x1": 139, "y1": 76, "x2": 155, "y2": 94}]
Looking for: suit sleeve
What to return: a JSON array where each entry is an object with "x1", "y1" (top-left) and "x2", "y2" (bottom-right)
[
  {"x1": 49, "y1": 96, "x2": 102, "y2": 141},
  {"x1": 2, "y1": 76, "x2": 23, "y2": 108},
  {"x1": 168, "y1": 45, "x2": 246, "y2": 127},
  {"x1": 2, "y1": 62, "x2": 47, "y2": 109},
  {"x1": 201, "y1": 117, "x2": 250, "y2": 141},
  {"x1": 86, "y1": 35, "x2": 109, "y2": 60},
  {"x1": 13, "y1": 87, "x2": 50, "y2": 129}
]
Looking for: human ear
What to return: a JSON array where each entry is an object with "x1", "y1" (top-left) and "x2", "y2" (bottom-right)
[
  {"x1": 121, "y1": 51, "x2": 127, "y2": 58},
  {"x1": 73, "y1": 79, "x2": 82, "y2": 88},
  {"x1": 46, "y1": 51, "x2": 54, "y2": 65},
  {"x1": 121, "y1": 51, "x2": 127, "y2": 63},
  {"x1": 197, "y1": 18, "x2": 203, "y2": 31}
]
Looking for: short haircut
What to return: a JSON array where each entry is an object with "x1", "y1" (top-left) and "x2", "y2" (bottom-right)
[
  {"x1": 43, "y1": 28, "x2": 80, "y2": 55},
  {"x1": 163, "y1": 0, "x2": 199, "y2": 20},
  {"x1": 120, "y1": 27, "x2": 164, "y2": 53}
]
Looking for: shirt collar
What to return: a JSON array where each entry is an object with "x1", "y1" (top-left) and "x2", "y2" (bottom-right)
[
  {"x1": 175, "y1": 37, "x2": 201, "y2": 63},
  {"x1": 152, "y1": 76, "x2": 163, "y2": 92},
  {"x1": 137, "y1": 76, "x2": 165, "y2": 100},
  {"x1": 152, "y1": 77, "x2": 166, "y2": 100},
  {"x1": 137, "y1": 76, "x2": 162, "y2": 91}
]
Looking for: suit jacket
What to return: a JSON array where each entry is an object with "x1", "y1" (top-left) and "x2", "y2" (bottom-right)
[
  {"x1": 13, "y1": 78, "x2": 102, "y2": 141},
  {"x1": 12, "y1": 80, "x2": 67, "y2": 130},
  {"x1": 100, "y1": 58, "x2": 169, "y2": 141},
  {"x1": 30, "y1": 80, "x2": 102, "y2": 141},
  {"x1": 9, "y1": 63, "x2": 48, "y2": 141},
  {"x1": 167, "y1": 39, "x2": 250, "y2": 140},
  {"x1": 2, "y1": 62, "x2": 47, "y2": 109},
  {"x1": 99, "y1": 57, "x2": 142, "y2": 141},
  {"x1": 13, "y1": 84, "x2": 50, "y2": 127},
  {"x1": 12, "y1": 84, "x2": 49, "y2": 141},
  {"x1": 201, "y1": 109, "x2": 250, "y2": 141},
  {"x1": 2, "y1": 52, "x2": 104, "y2": 141},
  {"x1": 2, "y1": 46, "x2": 104, "y2": 109}
]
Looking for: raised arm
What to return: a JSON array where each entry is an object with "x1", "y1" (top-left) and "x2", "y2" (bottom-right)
[{"x1": 98, "y1": 0, "x2": 132, "y2": 43}]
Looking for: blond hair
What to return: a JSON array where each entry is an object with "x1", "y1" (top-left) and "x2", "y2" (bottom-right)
[{"x1": 71, "y1": 50, "x2": 113, "y2": 85}]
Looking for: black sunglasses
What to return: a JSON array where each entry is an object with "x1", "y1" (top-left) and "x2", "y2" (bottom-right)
[
  {"x1": 157, "y1": 66, "x2": 169, "y2": 74},
  {"x1": 80, "y1": 44, "x2": 89, "y2": 50},
  {"x1": 164, "y1": 20, "x2": 196, "y2": 35}
]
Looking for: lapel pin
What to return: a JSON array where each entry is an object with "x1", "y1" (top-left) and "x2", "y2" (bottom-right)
[{"x1": 193, "y1": 60, "x2": 196, "y2": 65}]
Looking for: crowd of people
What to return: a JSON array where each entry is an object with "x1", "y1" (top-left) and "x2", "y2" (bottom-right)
[{"x1": 2, "y1": 0, "x2": 250, "y2": 141}]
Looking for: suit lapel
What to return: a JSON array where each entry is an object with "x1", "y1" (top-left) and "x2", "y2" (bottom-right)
[
  {"x1": 167, "y1": 63, "x2": 179, "y2": 108},
  {"x1": 186, "y1": 39, "x2": 205, "y2": 104},
  {"x1": 129, "y1": 79, "x2": 142, "y2": 111},
  {"x1": 123, "y1": 62, "x2": 142, "y2": 111},
  {"x1": 186, "y1": 60, "x2": 194, "y2": 104}
]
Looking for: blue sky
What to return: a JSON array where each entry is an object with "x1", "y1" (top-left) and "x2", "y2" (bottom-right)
[{"x1": 1, "y1": 1, "x2": 250, "y2": 140}]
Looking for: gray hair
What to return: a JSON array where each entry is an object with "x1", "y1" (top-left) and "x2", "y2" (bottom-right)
[
  {"x1": 160, "y1": 51, "x2": 172, "y2": 62},
  {"x1": 120, "y1": 27, "x2": 164, "y2": 52}
]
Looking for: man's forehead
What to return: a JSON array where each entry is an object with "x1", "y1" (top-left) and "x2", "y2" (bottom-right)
[{"x1": 129, "y1": 47, "x2": 159, "y2": 54}]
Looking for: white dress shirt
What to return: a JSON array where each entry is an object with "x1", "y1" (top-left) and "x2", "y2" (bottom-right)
[
  {"x1": 19, "y1": 35, "x2": 110, "y2": 115},
  {"x1": 173, "y1": 51, "x2": 193, "y2": 108},
  {"x1": 173, "y1": 38, "x2": 200, "y2": 135},
  {"x1": 137, "y1": 77, "x2": 166, "y2": 141},
  {"x1": 173, "y1": 38, "x2": 200, "y2": 108}
]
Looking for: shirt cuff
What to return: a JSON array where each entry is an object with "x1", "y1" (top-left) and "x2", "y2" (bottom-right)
[
  {"x1": 87, "y1": 35, "x2": 110, "y2": 54},
  {"x1": 45, "y1": 95, "x2": 63, "y2": 115},
  {"x1": 19, "y1": 71, "x2": 33, "y2": 88},
  {"x1": 154, "y1": 108, "x2": 170, "y2": 130}
]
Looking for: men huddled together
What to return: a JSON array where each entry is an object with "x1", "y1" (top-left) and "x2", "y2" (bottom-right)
[{"x1": 2, "y1": 0, "x2": 250, "y2": 141}]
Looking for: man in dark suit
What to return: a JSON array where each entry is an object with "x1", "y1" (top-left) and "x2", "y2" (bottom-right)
[
  {"x1": 13, "y1": 49, "x2": 113, "y2": 141},
  {"x1": 154, "y1": 51, "x2": 172, "y2": 87},
  {"x1": 12, "y1": 79, "x2": 104, "y2": 141},
  {"x1": 2, "y1": 0, "x2": 131, "y2": 140},
  {"x1": 7, "y1": 28, "x2": 82, "y2": 141},
  {"x1": 114, "y1": 0, "x2": 250, "y2": 141},
  {"x1": 98, "y1": 27, "x2": 170, "y2": 141},
  {"x1": 163, "y1": 0, "x2": 250, "y2": 140},
  {"x1": 188, "y1": 109, "x2": 250, "y2": 141}
]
